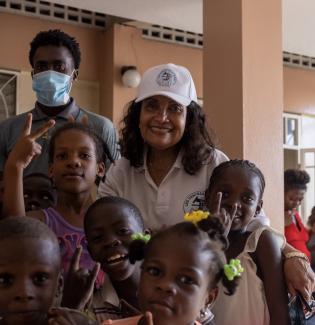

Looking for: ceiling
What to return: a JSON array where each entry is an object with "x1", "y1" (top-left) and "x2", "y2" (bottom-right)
[{"x1": 51, "y1": 0, "x2": 315, "y2": 57}]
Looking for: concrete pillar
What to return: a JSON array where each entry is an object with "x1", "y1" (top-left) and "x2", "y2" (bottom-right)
[{"x1": 203, "y1": 0, "x2": 284, "y2": 231}]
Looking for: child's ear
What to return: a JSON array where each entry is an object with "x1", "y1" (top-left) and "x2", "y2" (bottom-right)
[
  {"x1": 48, "y1": 163, "x2": 54, "y2": 179},
  {"x1": 200, "y1": 287, "x2": 218, "y2": 317},
  {"x1": 206, "y1": 287, "x2": 218, "y2": 307},
  {"x1": 144, "y1": 228, "x2": 152, "y2": 235},
  {"x1": 255, "y1": 199, "x2": 263, "y2": 216},
  {"x1": 56, "y1": 273, "x2": 64, "y2": 299},
  {"x1": 96, "y1": 162, "x2": 105, "y2": 179}
]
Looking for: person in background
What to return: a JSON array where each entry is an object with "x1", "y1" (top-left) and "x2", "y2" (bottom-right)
[
  {"x1": 307, "y1": 206, "x2": 315, "y2": 271},
  {"x1": 0, "y1": 171, "x2": 3, "y2": 217},
  {"x1": 23, "y1": 172, "x2": 57, "y2": 211},
  {"x1": 0, "y1": 29, "x2": 119, "y2": 176},
  {"x1": 284, "y1": 169, "x2": 311, "y2": 260}
]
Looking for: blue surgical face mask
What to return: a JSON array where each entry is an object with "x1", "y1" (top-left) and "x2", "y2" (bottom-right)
[{"x1": 32, "y1": 70, "x2": 74, "y2": 107}]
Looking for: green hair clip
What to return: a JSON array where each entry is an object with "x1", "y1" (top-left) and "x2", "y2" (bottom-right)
[
  {"x1": 224, "y1": 259, "x2": 244, "y2": 281},
  {"x1": 131, "y1": 232, "x2": 151, "y2": 243}
]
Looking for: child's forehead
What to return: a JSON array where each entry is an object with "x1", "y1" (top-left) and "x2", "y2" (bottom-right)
[
  {"x1": 87, "y1": 203, "x2": 139, "y2": 228},
  {"x1": 146, "y1": 236, "x2": 213, "y2": 277},
  {"x1": 56, "y1": 128, "x2": 94, "y2": 143},
  {"x1": 0, "y1": 237, "x2": 60, "y2": 267}
]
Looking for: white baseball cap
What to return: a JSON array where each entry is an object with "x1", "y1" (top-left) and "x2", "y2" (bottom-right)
[{"x1": 135, "y1": 63, "x2": 198, "y2": 106}]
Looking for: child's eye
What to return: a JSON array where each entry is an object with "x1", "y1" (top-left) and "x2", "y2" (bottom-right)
[
  {"x1": 56, "y1": 153, "x2": 66, "y2": 160},
  {"x1": 243, "y1": 196, "x2": 254, "y2": 203},
  {"x1": 178, "y1": 275, "x2": 195, "y2": 285},
  {"x1": 0, "y1": 273, "x2": 13, "y2": 287},
  {"x1": 33, "y1": 273, "x2": 49, "y2": 285},
  {"x1": 221, "y1": 191, "x2": 229, "y2": 198},
  {"x1": 80, "y1": 153, "x2": 91, "y2": 159},
  {"x1": 91, "y1": 234, "x2": 103, "y2": 243},
  {"x1": 41, "y1": 194, "x2": 52, "y2": 201},
  {"x1": 117, "y1": 228, "x2": 131, "y2": 236},
  {"x1": 146, "y1": 266, "x2": 161, "y2": 277}
]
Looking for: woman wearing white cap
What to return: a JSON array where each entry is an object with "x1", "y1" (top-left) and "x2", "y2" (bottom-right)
[
  {"x1": 98, "y1": 63, "x2": 315, "y2": 307},
  {"x1": 98, "y1": 63, "x2": 227, "y2": 229}
]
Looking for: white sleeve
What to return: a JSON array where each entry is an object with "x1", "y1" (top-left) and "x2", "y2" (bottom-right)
[{"x1": 246, "y1": 209, "x2": 270, "y2": 231}]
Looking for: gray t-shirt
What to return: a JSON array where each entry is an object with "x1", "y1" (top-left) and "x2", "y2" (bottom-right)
[{"x1": 0, "y1": 98, "x2": 120, "y2": 175}]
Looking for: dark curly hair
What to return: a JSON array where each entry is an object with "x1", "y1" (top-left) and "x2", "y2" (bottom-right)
[
  {"x1": 119, "y1": 100, "x2": 217, "y2": 175},
  {"x1": 48, "y1": 123, "x2": 113, "y2": 184},
  {"x1": 284, "y1": 169, "x2": 310, "y2": 192},
  {"x1": 205, "y1": 159, "x2": 266, "y2": 204},
  {"x1": 29, "y1": 29, "x2": 81, "y2": 69},
  {"x1": 129, "y1": 218, "x2": 239, "y2": 296}
]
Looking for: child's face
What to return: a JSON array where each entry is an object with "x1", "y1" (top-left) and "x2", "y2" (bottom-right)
[
  {"x1": 85, "y1": 203, "x2": 143, "y2": 281},
  {"x1": 138, "y1": 233, "x2": 215, "y2": 325},
  {"x1": 49, "y1": 130, "x2": 104, "y2": 194},
  {"x1": 284, "y1": 188, "x2": 305, "y2": 211},
  {"x1": 0, "y1": 237, "x2": 61, "y2": 325},
  {"x1": 207, "y1": 167, "x2": 263, "y2": 231},
  {"x1": 23, "y1": 176, "x2": 57, "y2": 211}
]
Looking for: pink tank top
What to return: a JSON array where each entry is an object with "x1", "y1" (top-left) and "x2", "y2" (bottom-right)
[{"x1": 44, "y1": 207, "x2": 104, "y2": 286}]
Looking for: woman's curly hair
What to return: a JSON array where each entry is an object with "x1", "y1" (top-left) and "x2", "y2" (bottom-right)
[
  {"x1": 284, "y1": 169, "x2": 310, "y2": 191},
  {"x1": 119, "y1": 100, "x2": 217, "y2": 175},
  {"x1": 129, "y1": 217, "x2": 239, "y2": 296}
]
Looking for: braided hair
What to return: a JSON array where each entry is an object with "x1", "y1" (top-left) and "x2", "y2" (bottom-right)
[
  {"x1": 206, "y1": 159, "x2": 265, "y2": 203},
  {"x1": 129, "y1": 217, "x2": 238, "y2": 295}
]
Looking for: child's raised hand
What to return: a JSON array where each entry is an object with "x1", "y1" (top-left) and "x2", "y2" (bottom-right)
[
  {"x1": 209, "y1": 192, "x2": 237, "y2": 236},
  {"x1": 61, "y1": 246, "x2": 100, "y2": 310},
  {"x1": 7, "y1": 113, "x2": 55, "y2": 169},
  {"x1": 138, "y1": 312, "x2": 154, "y2": 325}
]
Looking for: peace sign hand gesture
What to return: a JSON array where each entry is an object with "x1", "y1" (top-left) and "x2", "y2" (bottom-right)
[
  {"x1": 209, "y1": 192, "x2": 237, "y2": 236},
  {"x1": 61, "y1": 246, "x2": 100, "y2": 310},
  {"x1": 7, "y1": 113, "x2": 55, "y2": 169}
]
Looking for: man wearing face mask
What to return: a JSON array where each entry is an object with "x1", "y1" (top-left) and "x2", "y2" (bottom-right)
[{"x1": 0, "y1": 29, "x2": 120, "y2": 175}]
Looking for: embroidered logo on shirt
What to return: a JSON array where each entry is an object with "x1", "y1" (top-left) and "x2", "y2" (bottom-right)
[
  {"x1": 183, "y1": 191, "x2": 205, "y2": 213},
  {"x1": 156, "y1": 69, "x2": 177, "y2": 87}
]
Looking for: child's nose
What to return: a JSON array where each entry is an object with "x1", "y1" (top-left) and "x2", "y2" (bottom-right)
[
  {"x1": 15, "y1": 280, "x2": 35, "y2": 301},
  {"x1": 104, "y1": 237, "x2": 121, "y2": 248},
  {"x1": 156, "y1": 277, "x2": 176, "y2": 295},
  {"x1": 67, "y1": 155, "x2": 81, "y2": 168}
]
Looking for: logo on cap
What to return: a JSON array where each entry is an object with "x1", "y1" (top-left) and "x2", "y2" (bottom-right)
[{"x1": 156, "y1": 69, "x2": 177, "y2": 87}]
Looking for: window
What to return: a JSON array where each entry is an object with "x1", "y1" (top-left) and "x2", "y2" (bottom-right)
[{"x1": 0, "y1": 70, "x2": 18, "y2": 122}]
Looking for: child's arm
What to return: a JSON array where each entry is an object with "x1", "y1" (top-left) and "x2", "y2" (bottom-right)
[
  {"x1": 255, "y1": 230, "x2": 290, "y2": 325},
  {"x1": 1, "y1": 113, "x2": 54, "y2": 218}
]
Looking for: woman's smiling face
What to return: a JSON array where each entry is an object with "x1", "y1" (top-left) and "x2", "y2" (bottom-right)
[{"x1": 139, "y1": 95, "x2": 187, "y2": 151}]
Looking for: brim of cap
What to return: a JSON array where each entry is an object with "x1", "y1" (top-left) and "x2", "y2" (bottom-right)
[{"x1": 135, "y1": 90, "x2": 192, "y2": 106}]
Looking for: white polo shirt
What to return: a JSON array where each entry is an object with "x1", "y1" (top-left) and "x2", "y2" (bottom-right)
[{"x1": 98, "y1": 149, "x2": 230, "y2": 229}]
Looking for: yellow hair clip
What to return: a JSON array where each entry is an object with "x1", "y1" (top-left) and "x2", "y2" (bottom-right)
[{"x1": 184, "y1": 210, "x2": 210, "y2": 224}]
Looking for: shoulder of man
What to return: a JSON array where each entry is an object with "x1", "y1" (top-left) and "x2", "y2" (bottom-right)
[
  {"x1": 79, "y1": 108, "x2": 115, "y2": 130},
  {"x1": 0, "y1": 111, "x2": 31, "y2": 130}
]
